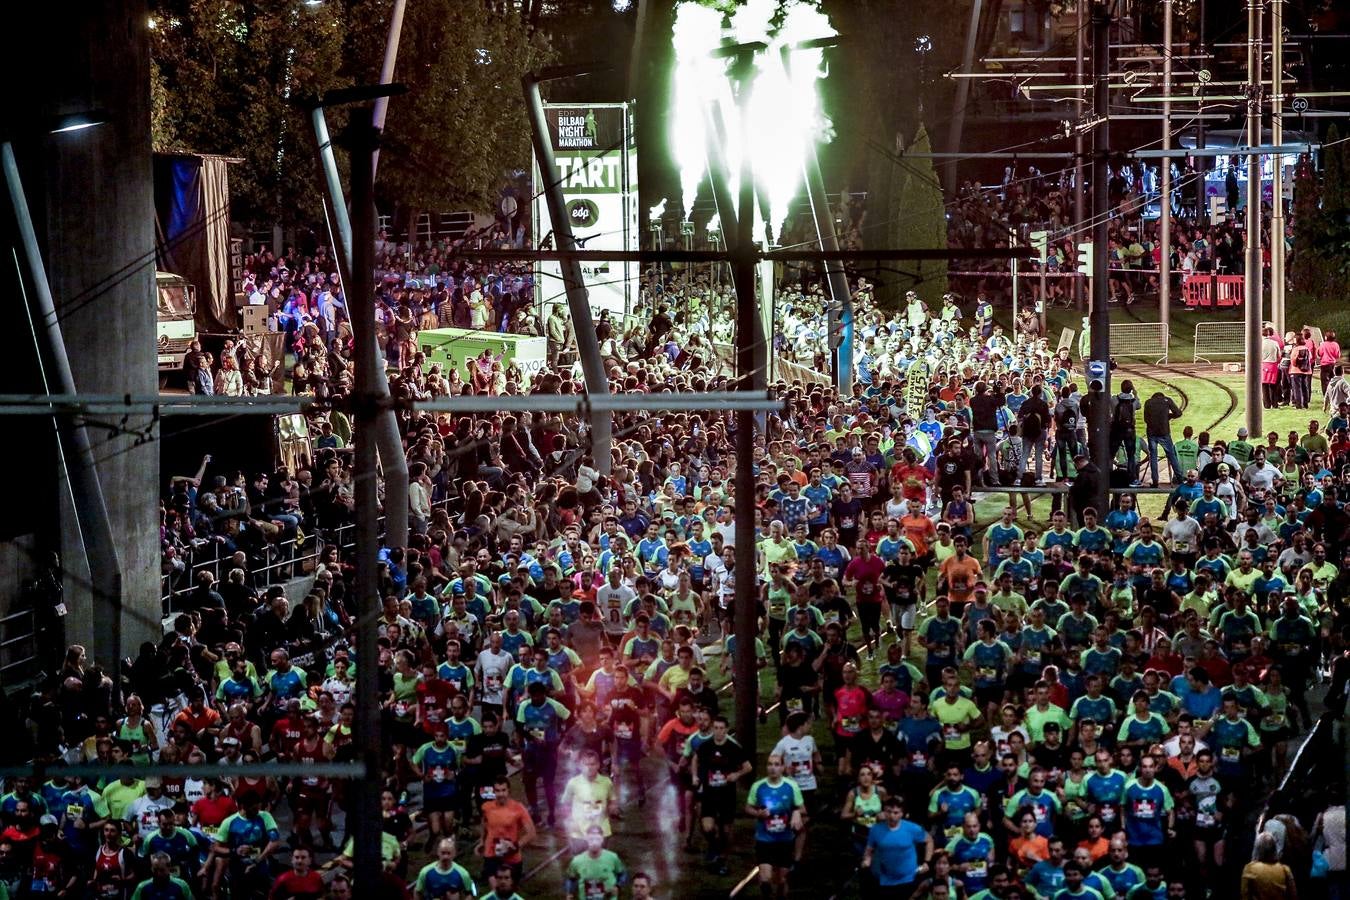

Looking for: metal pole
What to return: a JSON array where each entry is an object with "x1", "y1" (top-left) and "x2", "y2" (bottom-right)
[
  {"x1": 370, "y1": 0, "x2": 407, "y2": 182},
  {"x1": 1195, "y1": 0, "x2": 1208, "y2": 218},
  {"x1": 3, "y1": 140, "x2": 124, "y2": 673},
  {"x1": 1160, "y1": 0, "x2": 1173, "y2": 345},
  {"x1": 523, "y1": 72, "x2": 613, "y2": 475},
  {"x1": 1075, "y1": 0, "x2": 1088, "y2": 312},
  {"x1": 1246, "y1": 0, "x2": 1264, "y2": 436},
  {"x1": 1271, "y1": 0, "x2": 1287, "y2": 335},
  {"x1": 730, "y1": 50, "x2": 760, "y2": 757},
  {"x1": 345, "y1": 116, "x2": 384, "y2": 898},
  {"x1": 802, "y1": 140, "x2": 853, "y2": 393},
  {"x1": 1010, "y1": 226, "x2": 1020, "y2": 325},
  {"x1": 310, "y1": 107, "x2": 408, "y2": 551},
  {"x1": 946, "y1": 0, "x2": 985, "y2": 193},
  {"x1": 1090, "y1": 3, "x2": 1112, "y2": 516}
]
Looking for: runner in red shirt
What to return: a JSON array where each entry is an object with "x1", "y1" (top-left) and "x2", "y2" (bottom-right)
[
  {"x1": 843, "y1": 540, "x2": 887, "y2": 654},
  {"x1": 416, "y1": 660, "x2": 458, "y2": 738},
  {"x1": 268, "y1": 846, "x2": 324, "y2": 900},
  {"x1": 287, "y1": 717, "x2": 333, "y2": 850},
  {"x1": 190, "y1": 778, "x2": 237, "y2": 830}
]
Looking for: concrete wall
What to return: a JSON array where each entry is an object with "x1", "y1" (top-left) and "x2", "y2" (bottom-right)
[{"x1": 8, "y1": 0, "x2": 161, "y2": 665}]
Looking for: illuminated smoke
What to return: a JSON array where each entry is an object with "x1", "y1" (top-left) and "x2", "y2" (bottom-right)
[{"x1": 669, "y1": 0, "x2": 836, "y2": 244}]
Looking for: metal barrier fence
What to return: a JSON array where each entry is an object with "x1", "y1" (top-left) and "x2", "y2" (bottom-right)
[
  {"x1": 1108, "y1": 321, "x2": 1169, "y2": 364},
  {"x1": 1193, "y1": 321, "x2": 1247, "y2": 364}
]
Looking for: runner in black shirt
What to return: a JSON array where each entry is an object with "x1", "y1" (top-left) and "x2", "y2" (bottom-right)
[
  {"x1": 691, "y1": 716, "x2": 752, "y2": 875},
  {"x1": 775, "y1": 644, "x2": 821, "y2": 725},
  {"x1": 848, "y1": 709, "x2": 905, "y2": 777}
]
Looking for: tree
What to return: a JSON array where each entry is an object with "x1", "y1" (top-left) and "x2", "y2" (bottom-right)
[
  {"x1": 890, "y1": 124, "x2": 949, "y2": 306},
  {"x1": 1289, "y1": 154, "x2": 1323, "y2": 295},
  {"x1": 346, "y1": 0, "x2": 556, "y2": 226},
  {"x1": 149, "y1": 0, "x2": 350, "y2": 228}
]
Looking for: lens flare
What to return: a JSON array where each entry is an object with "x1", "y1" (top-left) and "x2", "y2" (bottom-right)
[{"x1": 669, "y1": 0, "x2": 836, "y2": 243}]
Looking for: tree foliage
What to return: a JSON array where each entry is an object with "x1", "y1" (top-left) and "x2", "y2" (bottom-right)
[
  {"x1": 348, "y1": 0, "x2": 556, "y2": 217},
  {"x1": 149, "y1": 0, "x2": 349, "y2": 227},
  {"x1": 150, "y1": 0, "x2": 554, "y2": 229},
  {"x1": 889, "y1": 124, "x2": 949, "y2": 306},
  {"x1": 1289, "y1": 127, "x2": 1350, "y2": 301}
]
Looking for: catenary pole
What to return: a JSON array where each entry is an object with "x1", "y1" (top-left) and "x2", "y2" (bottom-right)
[
  {"x1": 1075, "y1": 0, "x2": 1087, "y2": 312},
  {"x1": 1246, "y1": 0, "x2": 1264, "y2": 436},
  {"x1": 309, "y1": 105, "x2": 408, "y2": 551},
  {"x1": 1270, "y1": 0, "x2": 1287, "y2": 335},
  {"x1": 1090, "y1": 2, "x2": 1112, "y2": 516},
  {"x1": 344, "y1": 113, "x2": 384, "y2": 899},
  {"x1": 523, "y1": 68, "x2": 614, "y2": 475},
  {"x1": 1160, "y1": 0, "x2": 1173, "y2": 347},
  {"x1": 730, "y1": 45, "x2": 761, "y2": 755}
]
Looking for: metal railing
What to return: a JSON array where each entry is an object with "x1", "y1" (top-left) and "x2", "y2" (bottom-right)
[{"x1": 0, "y1": 608, "x2": 37, "y2": 682}]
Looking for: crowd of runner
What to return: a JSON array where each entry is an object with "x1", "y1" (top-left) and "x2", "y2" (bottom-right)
[{"x1": 10, "y1": 245, "x2": 1350, "y2": 900}]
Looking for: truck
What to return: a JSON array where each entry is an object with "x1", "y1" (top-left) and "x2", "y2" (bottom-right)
[{"x1": 156, "y1": 271, "x2": 197, "y2": 385}]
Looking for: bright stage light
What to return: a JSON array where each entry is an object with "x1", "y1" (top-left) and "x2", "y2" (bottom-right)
[
  {"x1": 669, "y1": 0, "x2": 836, "y2": 244},
  {"x1": 612, "y1": 0, "x2": 634, "y2": 11}
]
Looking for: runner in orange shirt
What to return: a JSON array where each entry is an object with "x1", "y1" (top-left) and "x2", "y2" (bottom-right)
[
  {"x1": 478, "y1": 774, "x2": 537, "y2": 884},
  {"x1": 938, "y1": 535, "x2": 983, "y2": 616}
]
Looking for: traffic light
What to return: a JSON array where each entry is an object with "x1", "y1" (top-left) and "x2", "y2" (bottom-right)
[
  {"x1": 1208, "y1": 196, "x2": 1227, "y2": 226},
  {"x1": 1029, "y1": 230, "x2": 1049, "y2": 263},
  {"x1": 1076, "y1": 241, "x2": 1093, "y2": 276}
]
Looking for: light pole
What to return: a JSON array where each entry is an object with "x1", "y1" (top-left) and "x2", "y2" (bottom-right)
[
  {"x1": 1245, "y1": 0, "x2": 1264, "y2": 436},
  {"x1": 1270, "y1": 0, "x2": 1287, "y2": 335}
]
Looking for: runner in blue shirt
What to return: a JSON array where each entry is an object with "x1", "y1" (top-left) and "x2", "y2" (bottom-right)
[
  {"x1": 862, "y1": 798, "x2": 933, "y2": 893},
  {"x1": 744, "y1": 754, "x2": 805, "y2": 893}
]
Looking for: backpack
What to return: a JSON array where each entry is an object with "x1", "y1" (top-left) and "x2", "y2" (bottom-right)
[
  {"x1": 1112, "y1": 397, "x2": 1135, "y2": 434},
  {"x1": 1056, "y1": 404, "x2": 1079, "y2": 432}
]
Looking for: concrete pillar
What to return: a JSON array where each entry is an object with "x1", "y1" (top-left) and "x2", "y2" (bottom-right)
[{"x1": 9, "y1": 0, "x2": 160, "y2": 664}]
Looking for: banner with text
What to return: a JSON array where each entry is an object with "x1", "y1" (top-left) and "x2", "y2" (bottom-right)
[{"x1": 532, "y1": 102, "x2": 639, "y2": 324}]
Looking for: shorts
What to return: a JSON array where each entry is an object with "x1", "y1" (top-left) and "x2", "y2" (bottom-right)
[
  {"x1": 699, "y1": 785, "x2": 738, "y2": 824},
  {"x1": 423, "y1": 788, "x2": 458, "y2": 813},
  {"x1": 1192, "y1": 824, "x2": 1227, "y2": 844},
  {"x1": 974, "y1": 684, "x2": 1005, "y2": 708},
  {"x1": 898, "y1": 605, "x2": 918, "y2": 631},
  {"x1": 755, "y1": 839, "x2": 795, "y2": 868},
  {"x1": 799, "y1": 788, "x2": 816, "y2": 819},
  {"x1": 288, "y1": 790, "x2": 329, "y2": 815},
  {"x1": 858, "y1": 603, "x2": 882, "y2": 634}
]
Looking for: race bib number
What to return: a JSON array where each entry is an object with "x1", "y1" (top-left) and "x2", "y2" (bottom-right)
[
  {"x1": 968, "y1": 860, "x2": 988, "y2": 879},
  {"x1": 1197, "y1": 811, "x2": 1216, "y2": 828},
  {"x1": 825, "y1": 611, "x2": 841, "y2": 625},
  {"x1": 479, "y1": 785, "x2": 496, "y2": 802},
  {"x1": 841, "y1": 716, "x2": 861, "y2": 734},
  {"x1": 485, "y1": 675, "x2": 503, "y2": 692},
  {"x1": 302, "y1": 777, "x2": 321, "y2": 787},
  {"x1": 615, "y1": 723, "x2": 634, "y2": 741},
  {"x1": 584, "y1": 879, "x2": 606, "y2": 900},
  {"x1": 944, "y1": 825, "x2": 961, "y2": 840},
  {"x1": 528, "y1": 727, "x2": 547, "y2": 742},
  {"x1": 1221, "y1": 746, "x2": 1241, "y2": 763},
  {"x1": 787, "y1": 698, "x2": 804, "y2": 714},
  {"x1": 493, "y1": 839, "x2": 515, "y2": 857},
  {"x1": 766, "y1": 813, "x2": 788, "y2": 834},
  {"x1": 912, "y1": 751, "x2": 928, "y2": 768},
  {"x1": 1266, "y1": 713, "x2": 1286, "y2": 728},
  {"x1": 1024, "y1": 650, "x2": 1041, "y2": 665},
  {"x1": 1100, "y1": 803, "x2": 1116, "y2": 823},
  {"x1": 393, "y1": 701, "x2": 411, "y2": 718},
  {"x1": 1133, "y1": 799, "x2": 1156, "y2": 819},
  {"x1": 430, "y1": 766, "x2": 448, "y2": 783},
  {"x1": 943, "y1": 725, "x2": 960, "y2": 743},
  {"x1": 708, "y1": 771, "x2": 728, "y2": 788},
  {"x1": 1034, "y1": 805, "x2": 1049, "y2": 823},
  {"x1": 66, "y1": 803, "x2": 83, "y2": 819},
  {"x1": 977, "y1": 666, "x2": 998, "y2": 681}
]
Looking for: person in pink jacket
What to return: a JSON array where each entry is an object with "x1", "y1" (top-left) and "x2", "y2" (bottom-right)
[{"x1": 1318, "y1": 329, "x2": 1341, "y2": 398}]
